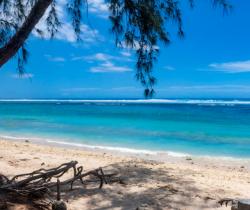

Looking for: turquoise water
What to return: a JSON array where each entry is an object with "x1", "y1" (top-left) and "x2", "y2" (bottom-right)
[{"x1": 0, "y1": 100, "x2": 250, "y2": 158}]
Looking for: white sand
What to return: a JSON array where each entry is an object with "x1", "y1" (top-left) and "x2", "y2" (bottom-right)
[{"x1": 1, "y1": 139, "x2": 250, "y2": 210}]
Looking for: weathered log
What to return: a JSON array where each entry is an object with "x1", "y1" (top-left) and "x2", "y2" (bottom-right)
[
  {"x1": 0, "y1": 161, "x2": 121, "y2": 209},
  {"x1": 219, "y1": 198, "x2": 236, "y2": 207},
  {"x1": 9, "y1": 161, "x2": 78, "y2": 188}
]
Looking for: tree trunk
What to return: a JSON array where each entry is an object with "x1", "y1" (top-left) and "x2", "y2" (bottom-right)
[{"x1": 0, "y1": 0, "x2": 53, "y2": 68}]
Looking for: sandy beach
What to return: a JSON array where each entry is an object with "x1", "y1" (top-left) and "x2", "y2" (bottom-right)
[
  {"x1": 0, "y1": 138, "x2": 250, "y2": 210},
  {"x1": 1, "y1": 0, "x2": 250, "y2": 209}
]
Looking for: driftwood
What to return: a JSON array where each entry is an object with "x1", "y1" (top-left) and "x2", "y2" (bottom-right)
[
  {"x1": 51, "y1": 179, "x2": 67, "y2": 210},
  {"x1": 219, "y1": 198, "x2": 236, "y2": 207},
  {"x1": 0, "y1": 161, "x2": 120, "y2": 209},
  {"x1": 219, "y1": 199, "x2": 250, "y2": 210}
]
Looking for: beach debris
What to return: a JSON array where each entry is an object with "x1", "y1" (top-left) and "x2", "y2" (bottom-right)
[
  {"x1": 52, "y1": 201, "x2": 67, "y2": 210},
  {"x1": 0, "y1": 161, "x2": 120, "y2": 209},
  {"x1": 219, "y1": 198, "x2": 250, "y2": 210},
  {"x1": 0, "y1": 199, "x2": 7, "y2": 209},
  {"x1": 52, "y1": 179, "x2": 67, "y2": 210},
  {"x1": 158, "y1": 184, "x2": 180, "y2": 194},
  {"x1": 236, "y1": 200, "x2": 250, "y2": 210},
  {"x1": 19, "y1": 158, "x2": 29, "y2": 162},
  {"x1": 204, "y1": 196, "x2": 215, "y2": 201},
  {"x1": 219, "y1": 198, "x2": 236, "y2": 207}
]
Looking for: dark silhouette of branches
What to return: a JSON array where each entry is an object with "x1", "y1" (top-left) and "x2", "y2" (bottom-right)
[
  {"x1": 0, "y1": 161, "x2": 121, "y2": 209},
  {"x1": 0, "y1": 0, "x2": 232, "y2": 97}
]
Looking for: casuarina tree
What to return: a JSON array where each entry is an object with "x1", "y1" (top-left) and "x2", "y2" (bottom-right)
[{"x1": 0, "y1": 0, "x2": 231, "y2": 96}]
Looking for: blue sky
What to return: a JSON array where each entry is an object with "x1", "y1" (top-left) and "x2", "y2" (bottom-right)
[{"x1": 1, "y1": 0, "x2": 250, "y2": 99}]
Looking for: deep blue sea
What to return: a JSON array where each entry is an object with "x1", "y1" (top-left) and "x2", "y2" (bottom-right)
[{"x1": 0, "y1": 99, "x2": 250, "y2": 158}]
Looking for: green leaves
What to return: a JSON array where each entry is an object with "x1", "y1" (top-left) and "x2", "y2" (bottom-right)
[
  {"x1": 17, "y1": 45, "x2": 29, "y2": 75},
  {"x1": 108, "y1": 0, "x2": 179, "y2": 97},
  {"x1": 67, "y1": 0, "x2": 84, "y2": 41},
  {"x1": 0, "y1": 0, "x2": 232, "y2": 97},
  {"x1": 108, "y1": 0, "x2": 231, "y2": 97},
  {"x1": 46, "y1": 0, "x2": 61, "y2": 38}
]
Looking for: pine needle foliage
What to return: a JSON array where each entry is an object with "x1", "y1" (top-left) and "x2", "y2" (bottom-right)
[{"x1": 0, "y1": 0, "x2": 231, "y2": 97}]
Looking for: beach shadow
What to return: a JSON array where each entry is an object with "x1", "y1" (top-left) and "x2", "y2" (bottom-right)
[{"x1": 61, "y1": 160, "x2": 220, "y2": 210}]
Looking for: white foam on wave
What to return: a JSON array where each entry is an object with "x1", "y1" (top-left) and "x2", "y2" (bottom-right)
[
  {"x1": 47, "y1": 140, "x2": 159, "y2": 155},
  {"x1": 50, "y1": 140, "x2": 250, "y2": 160},
  {"x1": 46, "y1": 140, "x2": 188, "y2": 157},
  {"x1": 1, "y1": 134, "x2": 250, "y2": 160},
  {"x1": 1, "y1": 99, "x2": 250, "y2": 105},
  {"x1": 34, "y1": 139, "x2": 250, "y2": 160},
  {"x1": 0, "y1": 134, "x2": 190, "y2": 157},
  {"x1": 167, "y1": 151, "x2": 190, "y2": 157},
  {"x1": 0, "y1": 135, "x2": 30, "y2": 141}
]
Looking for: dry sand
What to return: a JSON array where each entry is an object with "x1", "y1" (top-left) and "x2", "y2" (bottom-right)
[{"x1": 1, "y1": 139, "x2": 250, "y2": 210}]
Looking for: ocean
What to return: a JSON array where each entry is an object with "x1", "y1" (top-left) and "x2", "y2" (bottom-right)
[{"x1": 0, "y1": 99, "x2": 250, "y2": 158}]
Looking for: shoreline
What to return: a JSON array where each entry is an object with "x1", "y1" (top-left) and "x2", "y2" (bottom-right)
[
  {"x1": 2, "y1": 134, "x2": 250, "y2": 161},
  {"x1": 2, "y1": 134, "x2": 250, "y2": 169},
  {"x1": 1, "y1": 138, "x2": 250, "y2": 209}
]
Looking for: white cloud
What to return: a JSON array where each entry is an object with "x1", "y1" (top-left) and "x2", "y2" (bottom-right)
[
  {"x1": 158, "y1": 85, "x2": 250, "y2": 92},
  {"x1": 71, "y1": 52, "x2": 132, "y2": 73},
  {"x1": 58, "y1": 0, "x2": 108, "y2": 18},
  {"x1": 62, "y1": 86, "x2": 140, "y2": 93},
  {"x1": 62, "y1": 87, "x2": 100, "y2": 93},
  {"x1": 119, "y1": 41, "x2": 160, "y2": 52},
  {"x1": 90, "y1": 61, "x2": 132, "y2": 73},
  {"x1": 83, "y1": 53, "x2": 111, "y2": 61},
  {"x1": 120, "y1": 51, "x2": 132, "y2": 57},
  {"x1": 2, "y1": 0, "x2": 106, "y2": 44},
  {"x1": 111, "y1": 86, "x2": 141, "y2": 91},
  {"x1": 33, "y1": 1, "x2": 102, "y2": 43},
  {"x1": 45, "y1": 54, "x2": 65, "y2": 62},
  {"x1": 33, "y1": 21, "x2": 100, "y2": 43},
  {"x1": 72, "y1": 52, "x2": 133, "y2": 62},
  {"x1": 51, "y1": 57, "x2": 65, "y2": 62},
  {"x1": 88, "y1": 0, "x2": 109, "y2": 18},
  {"x1": 71, "y1": 52, "x2": 133, "y2": 73},
  {"x1": 164, "y1": 66, "x2": 175, "y2": 71},
  {"x1": 75, "y1": 53, "x2": 112, "y2": 61},
  {"x1": 209, "y1": 60, "x2": 250, "y2": 73},
  {"x1": 119, "y1": 41, "x2": 140, "y2": 50},
  {"x1": 12, "y1": 73, "x2": 34, "y2": 79}
]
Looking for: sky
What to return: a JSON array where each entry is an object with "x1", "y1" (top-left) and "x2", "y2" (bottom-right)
[{"x1": 1, "y1": 0, "x2": 250, "y2": 99}]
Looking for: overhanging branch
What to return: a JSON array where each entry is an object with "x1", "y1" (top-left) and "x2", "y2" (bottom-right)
[{"x1": 0, "y1": 0, "x2": 53, "y2": 68}]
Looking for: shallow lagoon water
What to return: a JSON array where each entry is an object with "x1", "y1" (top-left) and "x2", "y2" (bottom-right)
[{"x1": 0, "y1": 99, "x2": 250, "y2": 158}]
